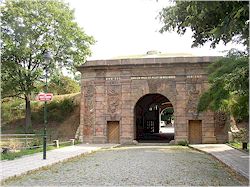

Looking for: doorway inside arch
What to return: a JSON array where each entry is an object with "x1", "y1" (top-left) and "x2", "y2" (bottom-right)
[{"x1": 135, "y1": 94, "x2": 175, "y2": 143}]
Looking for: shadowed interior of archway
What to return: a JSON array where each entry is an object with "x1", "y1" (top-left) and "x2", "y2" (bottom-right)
[{"x1": 135, "y1": 94, "x2": 175, "y2": 143}]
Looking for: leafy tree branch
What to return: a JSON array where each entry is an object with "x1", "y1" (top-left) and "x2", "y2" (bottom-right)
[
  {"x1": 159, "y1": 1, "x2": 249, "y2": 48},
  {"x1": 1, "y1": 0, "x2": 95, "y2": 131}
]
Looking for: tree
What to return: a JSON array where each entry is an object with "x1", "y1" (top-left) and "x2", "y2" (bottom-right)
[
  {"x1": 161, "y1": 108, "x2": 174, "y2": 123},
  {"x1": 1, "y1": 0, "x2": 94, "y2": 131},
  {"x1": 159, "y1": 1, "x2": 249, "y2": 48},
  {"x1": 48, "y1": 75, "x2": 80, "y2": 95},
  {"x1": 197, "y1": 50, "x2": 248, "y2": 122},
  {"x1": 159, "y1": 1, "x2": 249, "y2": 122}
]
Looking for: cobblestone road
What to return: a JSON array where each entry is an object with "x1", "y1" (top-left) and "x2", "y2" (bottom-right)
[{"x1": 4, "y1": 146, "x2": 248, "y2": 186}]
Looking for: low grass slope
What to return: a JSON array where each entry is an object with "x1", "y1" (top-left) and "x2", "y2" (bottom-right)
[{"x1": 1, "y1": 93, "x2": 81, "y2": 142}]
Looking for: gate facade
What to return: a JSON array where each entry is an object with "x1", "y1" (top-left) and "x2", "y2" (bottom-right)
[{"x1": 77, "y1": 56, "x2": 227, "y2": 144}]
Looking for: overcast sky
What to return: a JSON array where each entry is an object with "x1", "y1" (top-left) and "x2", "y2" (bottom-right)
[{"x1": 67, "y1": 0, "x2": 244, "y2": 60}]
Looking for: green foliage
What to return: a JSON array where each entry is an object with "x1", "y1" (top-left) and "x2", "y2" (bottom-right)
[
  {"x1": 161, "y1": 108, "x2": 174, "y2": 121},
  {"x1": 232, "y1": 128, "x2": 249, "y2": 143},
  {"x1": 2, "y1": 95, "x2": 78, "y2": 127},
  {"x1": 159, "y1": 1, "x2": 249, "y2": 48},
  {"x1": 162, "y1": 108, "x2": 174, "y2": 114},
  {"x1": 32, "y1": 98, "x2": 76, "y2": 123},
  {"x1": 29, "y1": 137, "x2": 43, "y2": 147},
  {"x1": 1, "y1": 0, "x2": 94, "y2": 98},
  {"x1": 48, "y1": 75, "x2": 80, "y2": 95},
  {"x1": 159, "y1": 1, "x2": 249, "y2": 124},
  {"x1": 228, "y1": 142, "x2": 249, "y2": 152},
  {"x1": 1, "y1": 99, "x2": 25, "y2": 125},
  {"x1": 177, "y1": 140, "x2": 189, "y2": 146},
  {"x1": 73, "y1": 73, "x2": 81, "y2": 84},
  {"x1": 1, "y1": 98, "x2": 44, "y2": 125},
  {"x1": 198, "y1": 51, "x2": 249, "y2": 122},
  {"x1": 1, "y1": 145, "x2": 55, "y2": 160},
  {"x1": 1, "y1": 140, "x2": 80, "y2": 160},
  {"x1": 1, "y1": 0, "x2": 94, "y2": 128}
]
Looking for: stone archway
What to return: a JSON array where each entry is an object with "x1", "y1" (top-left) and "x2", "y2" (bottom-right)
[
  {"x1": 160, "y1": 106, "x2": 175, "y2": 138},
  {"x1": 134, "y1": 93, "x2": 174, "y2": 142},
  {"x1": 77, "y1": 56, "x2": 220, "y2": 144}
]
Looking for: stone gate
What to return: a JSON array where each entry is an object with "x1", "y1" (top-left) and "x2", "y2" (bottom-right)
[{"x1": 77, "y1": 56, "x2": 228, "y2": 144}]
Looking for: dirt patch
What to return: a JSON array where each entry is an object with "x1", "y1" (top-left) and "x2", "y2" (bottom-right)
[{"x1": 56, "y1": 106, "x2": 80, "y2": 140}]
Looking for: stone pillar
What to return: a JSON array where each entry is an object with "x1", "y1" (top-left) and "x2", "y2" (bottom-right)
[
  {"x1": 81, "y1": 80, "x2": 95, "y2": 143},
  {"x1": 93, "y1": 84, "x2": 106, "y2": 143},
  {"x1": 202, "y1": 110, "x2": 217, "y2": 143},
  {"x1": 78, "y1": 92, "x2": 84, "y2": 142},
  {"x1": 200, "y1": 81, "x2": 216, "y2": 143},
  {"x1": 175, "y1": 78, "x2": 188, "y2": 142},
  {"x1": 121, "y1": 83, "x2": 134, "y2": 144}
]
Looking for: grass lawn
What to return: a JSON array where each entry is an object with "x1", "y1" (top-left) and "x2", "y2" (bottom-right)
[
  {"x1": 1, "y1": 142, "x2": 76, "y2": 160},
  {"x1": 227, "y1": 142, "x2": 249, "y2": 152}
]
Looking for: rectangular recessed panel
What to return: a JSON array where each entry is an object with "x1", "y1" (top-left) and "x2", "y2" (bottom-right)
[
  {"x1": 107, "y1": 121, "x2": 120, "y2": 143},
  {"x1": 189, "y1": 120, "x2": 202, "y2": 144}
]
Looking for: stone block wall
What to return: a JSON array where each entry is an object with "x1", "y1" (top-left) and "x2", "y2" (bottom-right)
[{"x1": 77, "y1": 57, "x2": 223, "y2": 144}]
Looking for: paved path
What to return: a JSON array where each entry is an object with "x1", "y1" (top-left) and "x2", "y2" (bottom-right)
[
  {"x1": 4, "y1": 146, "x2": 247, "y2": 186},
  {"x1": 0, "y1": 144, "x2": 118, "y2": 182},
  {"x1": 189, "y1": 144, "x2": 249, "y2": 179}
]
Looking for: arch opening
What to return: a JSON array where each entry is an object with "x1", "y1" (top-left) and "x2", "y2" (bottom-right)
[{"x1": 134, "y1": 94, "x2": 175, "y2": 143}]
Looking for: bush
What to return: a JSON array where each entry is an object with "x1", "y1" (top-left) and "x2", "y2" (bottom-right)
[
  {"x1": 232, "y1": 128, "x2": 249, "y2": 143},
  {"x1": 31, "y1": 111, "x2": 43, "y2": 123},
  {"x1": 60, "y1": 99, "x2": 75, "y2": 115},
  {"x1": 8, "y1": 139, "x2": 23, "y2": 150},
  {"x1": 32, "y1": 98, "x2": 76, "y2": 123},
  {"x1": 177, "y1": 140, "x2": 189, "y2": 146},
  {"x1": 29, "y1": 137, "x2": 43, "y2": 148},
  {"x1": 1, "y1": 98, "x2": 25, "y2": 125},
  {"x1": 48, "y1": 76, "x2": 80, "y2": 95},
  {"x1": 2, "y1": 96, "x2": 77, "y2": 128}
]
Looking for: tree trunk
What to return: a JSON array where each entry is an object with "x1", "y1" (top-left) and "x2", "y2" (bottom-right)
[{"x1": 25, "y1": 94, "x2": 32, "y2": 133}]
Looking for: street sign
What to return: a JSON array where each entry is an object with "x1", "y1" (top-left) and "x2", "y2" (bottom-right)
[{"x1": 37, "y1": 93, "x2": 53, "y2": 101}]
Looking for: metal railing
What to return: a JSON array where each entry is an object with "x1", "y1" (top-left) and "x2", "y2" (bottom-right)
[
  {"x1": 1, "y1": 134, "x2": 76, "y2": 151},
  {"x1": 1, "y1": 134, "x2": 41, "y2": 150}
]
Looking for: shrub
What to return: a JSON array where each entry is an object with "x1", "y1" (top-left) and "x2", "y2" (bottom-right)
[
  {"x1": 48, "y1": 76, "x2": 80, "y2": 95},
  {"x1": 33, "y1": 98, "x2": 76, "y2": 123},
  {"x1": 2, "y1": 96, "x2": 77, "y2": 127},
  {"x1": 60, "y1": 98, "x2": 75, "y2": 115},
  {"x1": 1, "y1": 98, "x2": 25, "y2": 125},
  {"x1": 29, "y1": 137, "x2": 43, "y2": 148},
  {"x1": 232, "y1": 128, "x2": 249, "y2": 143},
  {"x1": 31, "y1": 111, "x2": 43, "y2": 123},
  {"x1": 177, "y1": 140, "x2": 189, "y2": 146},
  {"x1": 8, "y1": 139, "x2": 23, "y2": 150}
]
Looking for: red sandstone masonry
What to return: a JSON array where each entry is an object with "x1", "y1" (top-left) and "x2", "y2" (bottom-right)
[{"x1": 77, "y1": 56, "x2": 223, "y2": 144}]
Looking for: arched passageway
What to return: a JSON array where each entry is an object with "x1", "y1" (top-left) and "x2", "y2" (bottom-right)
[
  {"x1": 78, "y1": 56, "x2": 220, "y2": 144},
  {"x1": 134, "y1": 94, "x2": 175, "y2": 143}
]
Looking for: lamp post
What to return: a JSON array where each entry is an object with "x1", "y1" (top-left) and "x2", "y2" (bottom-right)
[{"x1": 43, "y1": 50, "x2": 52, "y2": 160}]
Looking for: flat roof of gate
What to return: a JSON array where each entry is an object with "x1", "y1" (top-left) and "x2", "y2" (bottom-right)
[{"x1": 77, "y1": 56, "x2": 221, "y2": 69}]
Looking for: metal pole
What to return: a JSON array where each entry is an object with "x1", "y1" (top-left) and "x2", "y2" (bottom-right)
[
  {"x1": 25, "y1": 134, "x2": 27, "y2": 149},
  {"x1": 43, "y1": 67, "x2": 48, "y2": 160}
]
